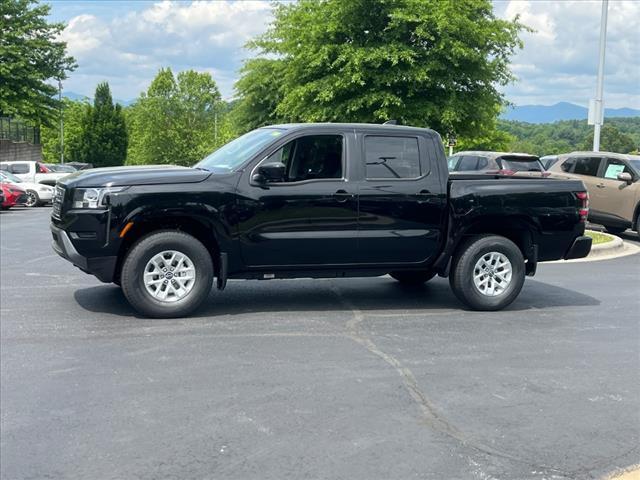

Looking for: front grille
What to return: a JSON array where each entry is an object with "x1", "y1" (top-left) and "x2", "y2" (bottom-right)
[{"x1": 52, "y1": 185, "x2": 65, "y2": 219}]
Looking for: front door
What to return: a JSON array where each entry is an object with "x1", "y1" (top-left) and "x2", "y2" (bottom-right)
[
  {"x1": 357, "y1": 133, "x2": 445, "y2": 265},
  {"x1": 236, "y1": 132, "x2": 359, "y2": 267},
  {"x1": 593, "y1": 157, "x2": 637, "y2": 224}
]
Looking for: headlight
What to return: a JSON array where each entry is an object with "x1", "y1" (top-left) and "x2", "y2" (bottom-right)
[{"x1": 72, "y1": 187, "x2": 127, "y2": 209}]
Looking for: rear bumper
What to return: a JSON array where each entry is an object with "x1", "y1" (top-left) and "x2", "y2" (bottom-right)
[
  {"x1": 564, "y1": 235, "x2": 592, "y2": 260},
  {"x1": 51, "y1": 223, "x2": 117, "y2": 283}
]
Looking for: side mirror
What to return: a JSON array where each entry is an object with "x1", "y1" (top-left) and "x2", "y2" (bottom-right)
[
  {"x1": 253, "y1": 162, "x2": 286, "y2": 183},
  {"x1": 617, "y1": 172, "x2": 633, "y2": 184}
]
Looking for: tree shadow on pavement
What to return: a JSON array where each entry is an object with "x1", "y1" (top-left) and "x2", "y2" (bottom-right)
[{"x1": 73, "y1": 276, "x2": 600, "y2": 319}]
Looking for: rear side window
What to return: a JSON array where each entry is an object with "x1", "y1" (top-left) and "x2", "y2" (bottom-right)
[
  {"x1": 560, "y1": 157, "x2": 575, "y2": 172},
  {"x1": 500, "y1": 159, "x2": 543, "y2": 172},
  {"x1": 456, "y1": 155, "x2": 489, "y2": 171},
  {"x1": 10, "y1": 163, "x2": 29, "y2": 174},
  {"x1": 572, "y1": 157, "x2": 601, "y2": 176},
  {"x1": 365, "y1": 136, "x2": 420, "y2": 179}
]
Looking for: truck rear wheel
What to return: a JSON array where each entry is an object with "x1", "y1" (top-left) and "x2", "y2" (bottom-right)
[
  {"x1": 120, "y1": 231, "x2": 213, "y2": 318},
  {"x1": 449, "y1": 235, "x2": 525, "y2": 311},
  {"x1": 390, "y1": 270, "x2": 435, "y2": 285}
]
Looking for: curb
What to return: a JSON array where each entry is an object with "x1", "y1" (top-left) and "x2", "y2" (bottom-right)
[{"x1": 588, "y1": 232, "x2": 624, "y2": 259}]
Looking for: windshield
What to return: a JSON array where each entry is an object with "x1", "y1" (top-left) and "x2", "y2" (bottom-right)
[
  {"x1": 195, "y1": 128, "x2": 286, "y2": 173},
  {"x1": 628, "y1": 159, "x2": 640, "y2": 174},
  {"x1": 0, "y1": 171, "x2": 22, "y2": 183}
]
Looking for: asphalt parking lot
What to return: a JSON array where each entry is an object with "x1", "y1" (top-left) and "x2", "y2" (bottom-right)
[{"x1": 1, "y1": 207, "x2": 639, "y2": 480}]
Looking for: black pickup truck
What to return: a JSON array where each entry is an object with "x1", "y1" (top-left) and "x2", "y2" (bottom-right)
[{"x1": 51, "y1": 123, "x2": 591, "y2": 317}]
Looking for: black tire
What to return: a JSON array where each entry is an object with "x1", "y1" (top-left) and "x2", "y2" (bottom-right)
[
  {"x1": 24, "y1": 190, "x2": 40, "y2": 207},
  {"x1": 604, "y1": 226, "x2": 626, "y2": 235},
  {"x1": 120, "y1": 231, "x2": 214, "y2": 318},
  {"x1": 449, "y1": 235, "x2": 525, "y2": 311},
  {"x1": 390, "y1": 270, "x2": 435, "y2": 285}
]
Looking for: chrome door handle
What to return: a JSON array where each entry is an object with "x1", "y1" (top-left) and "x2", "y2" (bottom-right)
[{"x1": 596, "y1": 184, "x2": 605, "y2": 188}]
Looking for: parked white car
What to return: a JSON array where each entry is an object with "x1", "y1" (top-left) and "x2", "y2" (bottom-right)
[
  {"x1": 0, "y1": 161, "x2": 70, "y2": 186},
  {"x1": 0, "y1": 170, "x2": 55, "y2": 207}
]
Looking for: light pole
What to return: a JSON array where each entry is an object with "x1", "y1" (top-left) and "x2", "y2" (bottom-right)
[
  {"x1": 58, "y1": 78, "x2": 64, "y2": 164},
  {"x1": 592, "y1": 0, "x2": 608, "y2": 152}
]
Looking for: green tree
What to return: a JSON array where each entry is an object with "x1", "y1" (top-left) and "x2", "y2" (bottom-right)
[
  {"x1": 127, "y1": 68, "x2": 225, "y2": 166},
  {"x1": 234, "y1": 0, "x2": 526, "y2": 137},
  {"x1": 0, "y1": 0, "x2": 76, "y2": 124},
  {"x1": 40, "y1": 98, "x2": 89, "y2": 162},
  {"x1": 73, "y1": 83, "x2": 128, "y2": 167},
  {"x1": 581, "y1": 124, "x2": 636, "y2": 154},
  {"x1": 232, "y1": 59, "x2": 287, "y2": 133}
]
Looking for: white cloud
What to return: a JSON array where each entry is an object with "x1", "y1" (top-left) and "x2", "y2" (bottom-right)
[
  {"x1": 496, "y1": 0, "x2": 640, "y2": 108},
  {"x1": 58, "y1": 1, "x2": 273, "y2": 100},
  {"x1": 56, "y1": 1, "x2": 639, "y2": 108}
]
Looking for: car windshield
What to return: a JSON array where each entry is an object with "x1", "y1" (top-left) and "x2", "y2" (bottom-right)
[
  {"x1": 0, "y1": 171, "x2": 22, "y2": 183},
  {"x1": 628, "y1": 158, "x2": 640, "y2": 174},
  {"x1": 195, "y1": 128, "x2": 286, "y2": 173}
]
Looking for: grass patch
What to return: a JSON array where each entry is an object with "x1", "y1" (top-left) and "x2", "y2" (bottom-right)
[{"x1": 586, "y1": 230, "x2": 614, "y2": 245}]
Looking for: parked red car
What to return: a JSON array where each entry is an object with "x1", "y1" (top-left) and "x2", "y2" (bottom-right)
[{"x1": 1, "y1": 182, "x2": 28, "y2": 209}]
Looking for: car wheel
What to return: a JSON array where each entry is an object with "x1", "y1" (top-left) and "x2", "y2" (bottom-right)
[
  {"x1": 390, "y1": 270, "x2": 435, "y2": 284},
  {"x1": 604, "y1": 226, "x2": 626, "y2": 235},
  {"x1": 120, "y1": 231, "x2": 214, "y2": 318},
  {"x1": 24, "y1": 190, "x2": 40, "y2": 207},
  {"x1": 449, "y1": 235, "x2": 525, "y2": 311}
]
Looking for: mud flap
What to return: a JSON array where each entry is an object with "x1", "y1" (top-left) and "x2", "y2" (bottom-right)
[{"x1": 216, "y1": 252, "x2": 228, "y2": 290}]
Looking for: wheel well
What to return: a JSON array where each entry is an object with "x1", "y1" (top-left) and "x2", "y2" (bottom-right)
[
  {"x1": 114, "y1": 217, "x2": 220, "y2": 284},
  {"x1": 460, "y1": 217, "x2": 536, "y2": 261}
]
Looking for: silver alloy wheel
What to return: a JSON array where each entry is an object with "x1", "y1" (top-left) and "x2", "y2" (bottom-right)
[
  {"x1": 473, "y1": 251, "x2": 512, "y2": 297},
  {"x1": 25, "y1": 191, "x2": 37, "y2": 207},
  {"x1": 143, "y1": 250, "x2": 196, "y2": 303}
]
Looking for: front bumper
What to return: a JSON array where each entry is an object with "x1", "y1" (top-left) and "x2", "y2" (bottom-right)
[
  {"x1": 564, "y1": 235, "x2": 592, "y2": 260},
  {"x1": 51, "y1": 223, "x2": 117, "y2": 283}
]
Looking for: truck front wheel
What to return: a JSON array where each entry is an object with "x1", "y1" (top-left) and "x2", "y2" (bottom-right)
[
  {"x1": 449, "y1": 235, "x2": 525, "y2": 311},
  {"x1": 120, "y1": 231, "x2": 214, "y2": 318}
]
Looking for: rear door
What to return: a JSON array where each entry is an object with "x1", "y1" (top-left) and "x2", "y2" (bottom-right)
[
  {"x1": 557, "y1": 155, "x2": 603, "y2": 204},
  {"x1": 357, "y1": 132, "x2": 445, "y2": 264}
]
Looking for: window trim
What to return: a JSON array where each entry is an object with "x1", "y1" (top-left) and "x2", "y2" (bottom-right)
[
  {"x1": 363, "y1": 134, "x2": 425, "y2": 181},
  {"x1": 249, "y1": 132, "x2": 347, "y2": 187}
]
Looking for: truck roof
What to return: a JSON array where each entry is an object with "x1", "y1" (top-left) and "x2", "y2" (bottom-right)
[{"x1": 261, "y1": 123, "x2": 440, "y2": 137}]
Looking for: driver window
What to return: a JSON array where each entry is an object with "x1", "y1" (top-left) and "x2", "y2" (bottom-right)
[{"x1": 266, "y1": 135, "x2": 343, "y2": 182}]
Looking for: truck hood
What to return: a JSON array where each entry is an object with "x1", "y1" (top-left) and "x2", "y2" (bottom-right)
[{"x1": 59, "y1": 165, "x2": 211, "y2": 188}]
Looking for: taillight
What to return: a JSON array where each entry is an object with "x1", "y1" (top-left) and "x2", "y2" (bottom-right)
[
  {"x1": 496, "y1": 169, "x2": 516, "y2": 176},
  {"x1": 576, "y1": 191, "x2": 589, "y2": 222}
]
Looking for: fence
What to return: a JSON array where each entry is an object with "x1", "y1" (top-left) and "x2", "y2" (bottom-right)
[{"x1": 0, "y1": 117, "x2": 41, "y2": 145}]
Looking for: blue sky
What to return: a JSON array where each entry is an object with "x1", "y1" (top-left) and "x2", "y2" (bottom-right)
[{"x1": 47, "y1": 0, "x2": 640, "y2": 108}]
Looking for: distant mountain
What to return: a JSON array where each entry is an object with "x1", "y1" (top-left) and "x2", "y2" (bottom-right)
[
  {"x1": 501, "y1": 102, "x2": 640, "y2": 124},
  {"x1": 62, "y1": 91, "x2": 135, "y2": 106}
]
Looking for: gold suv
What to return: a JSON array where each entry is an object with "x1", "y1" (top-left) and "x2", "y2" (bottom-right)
[{"x1": 548, "y1": 152, "x2": 640, "y2": 235}]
